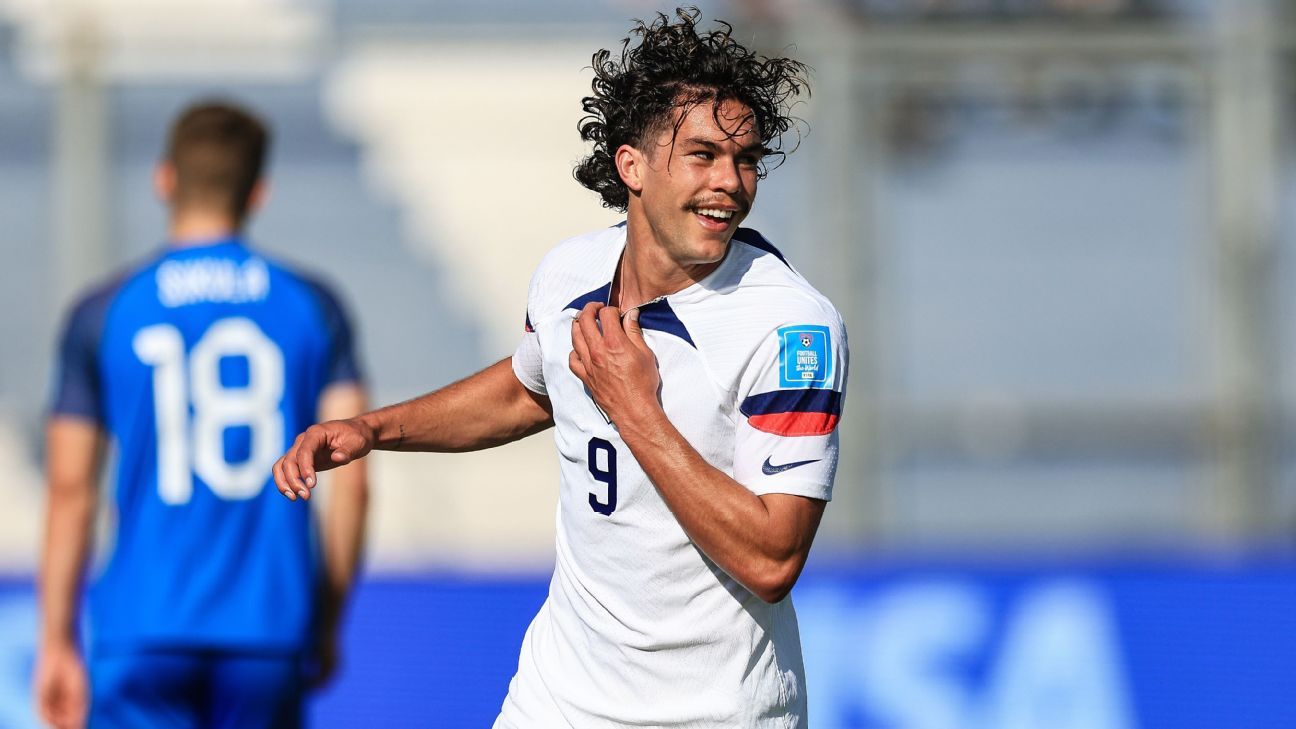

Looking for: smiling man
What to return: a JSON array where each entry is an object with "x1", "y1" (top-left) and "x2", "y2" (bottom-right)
[{"x1": 273, "y1": 8, "x2": 847, "y2": 727}]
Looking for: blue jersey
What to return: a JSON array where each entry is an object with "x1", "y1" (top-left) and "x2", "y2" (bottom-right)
[{"x1": 50, "y1": 236, "x2": 362, "y2": 654}]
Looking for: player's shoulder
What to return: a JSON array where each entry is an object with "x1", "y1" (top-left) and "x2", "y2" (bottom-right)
[
  {"x1": 533, "y1": 222, "x2": 625, "y2": 277},
  {"x1": 259, "y1": 252, "x2": 350, "y2": 312},
  {"x1": 721, "y1": 227, "x2": 843, "y2": 330},
  {"x1": 62, "y1": 251, "x2": 168, "y2": 335},
  {"x1": 65, "y1": 271, "x2": 132, "y2": 323},
  {"x1": 680, "y1": 228, "x2": 845, "y2": 385},
  {"x1": 526, "y1": 222, "x2": 626, "y2": 320}
]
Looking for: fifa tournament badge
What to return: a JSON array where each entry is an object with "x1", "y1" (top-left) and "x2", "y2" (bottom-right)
[{"x1": 778, "y1": 325, "x2": 831, "y2": 389}]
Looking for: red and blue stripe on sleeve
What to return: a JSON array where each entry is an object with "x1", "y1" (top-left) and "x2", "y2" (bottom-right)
[{"x1": 739, "y1": 389, "x2": 843, "y2": 437}]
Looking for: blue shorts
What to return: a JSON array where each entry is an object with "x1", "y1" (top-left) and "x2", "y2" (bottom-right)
[{"x1": 89, "y1": 649, "x2": 304, "y2": 729}]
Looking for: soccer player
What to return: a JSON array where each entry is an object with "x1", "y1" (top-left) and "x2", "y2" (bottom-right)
[
  {"x1": 274, "y1": 8, "x2": 845, "y2": 727},
  {"x1": 34, "y1": 101, "x2": 369, "y2": 729}
]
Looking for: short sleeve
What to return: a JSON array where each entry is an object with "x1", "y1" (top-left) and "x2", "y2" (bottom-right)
[
  {"x1": 304, "y1": 278, "x2": 365, "y2": 388},
  {"x1": 512, "y1": 308, "x2": 546, "y2": 396},
  {"x1": 732, "y1": 316, "x2": 848, "y2": 500},
  {"x1": 49, "y1": 287, "x2": 116, "y2": 423}
]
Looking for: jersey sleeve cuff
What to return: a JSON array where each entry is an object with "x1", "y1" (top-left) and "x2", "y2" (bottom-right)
[
  {"x1": 510, "y1": 353, "x2": 547, "y2": 396},
  {"x1": 745, "y1": 478, "x2": 834, "y2": 501}
]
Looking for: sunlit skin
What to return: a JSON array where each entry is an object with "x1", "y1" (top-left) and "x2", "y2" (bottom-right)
[{"x1": 612, "y1": 97, "x2": 764, "y2": 308}]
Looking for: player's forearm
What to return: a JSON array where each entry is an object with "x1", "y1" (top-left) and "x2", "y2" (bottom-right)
[
  {"x1": 40, "y1": 420, "x2": 102, "y2": 647},
  {"x1": 38, "y1": 480, "x2": 96, "y2": 646},
  {"x1": 317, "y1": 384, "x2": 369, "y2": 613},
  {"x1": 319, "y1": 461, "x2": 367, "y2": 628},
  {"x1": 617, "y1": 411, "x2": 821, "y2": 603},
  {"x1": 360, "y1": 358, "x2": 553, "y2": 452}
]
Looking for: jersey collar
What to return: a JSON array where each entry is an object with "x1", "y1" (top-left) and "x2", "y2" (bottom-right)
[{"x1": 166, "y1": 234, "x2": 248, "y2": 251}]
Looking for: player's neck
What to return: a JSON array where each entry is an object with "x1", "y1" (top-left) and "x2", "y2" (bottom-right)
[
  {"x1": 167, "y1": 209, "x2": 243, "y2": 248},
  {"x1": 616, "y1": 221, "x2": 722, "y2": 309}
]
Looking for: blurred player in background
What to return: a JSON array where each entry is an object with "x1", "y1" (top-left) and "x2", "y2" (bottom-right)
[
  {"x1": 275, "y1": 8, "x2": 844, "y2": 727},
  {"x1": 34, "y1": 101, "x2": 369, "y2": 729}
]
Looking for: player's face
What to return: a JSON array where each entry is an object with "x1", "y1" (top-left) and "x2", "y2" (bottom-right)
[{"x1": 632, "y1": 98, "x2": 762, "y2": 266}]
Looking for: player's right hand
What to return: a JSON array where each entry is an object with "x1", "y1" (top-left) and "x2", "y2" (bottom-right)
[
  {"x1": 34, "y1": 640, "x2": 88, "y2": 729},
  {"x1": 273, "y1": 418, "x2": 374, "y2": 501}
]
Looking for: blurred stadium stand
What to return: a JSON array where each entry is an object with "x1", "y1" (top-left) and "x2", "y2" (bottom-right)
[{"x1": 0, "y1": 0, "x2": 1294, "y2": 727}]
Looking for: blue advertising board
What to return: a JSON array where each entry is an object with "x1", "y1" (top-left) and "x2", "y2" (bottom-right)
[
  {"x1": 1, "y1": 558, "x2": 1293, "y2": 728},
  {"x1": 796, "y1": 558, "x2": 1296, "y2": 729}
]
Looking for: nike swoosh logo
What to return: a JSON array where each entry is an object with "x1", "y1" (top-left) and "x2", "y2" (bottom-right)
[{"x1": 762, "y1": 456, "x2": 820, "y2": 475}]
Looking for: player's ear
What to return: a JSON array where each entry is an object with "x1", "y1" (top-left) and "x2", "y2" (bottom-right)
[
  {"x1": 615, "y1": 144, "x2": 645, "y2": 193},
  {"x1": 246, "y1": 178, "x2": 270, "y2": 216},
  {"x1": 153, "y1": 162, "x2": 176, "y2": 204}
]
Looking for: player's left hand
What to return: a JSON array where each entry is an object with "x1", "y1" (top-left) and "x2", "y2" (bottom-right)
[
  {"x1": 307, "y1": 632, "x2": 340, "y2": 690},
  {"x1": 569, "y1": 302, "x2": 662, "y2": 425},
  {"x1": 33, "y1": 640, "x2": 88, "y2": 729}
]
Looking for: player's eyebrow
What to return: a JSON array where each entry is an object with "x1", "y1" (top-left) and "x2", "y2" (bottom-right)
[{"x1": 682, "y1": 137, "x2": 768, "y2": 156}]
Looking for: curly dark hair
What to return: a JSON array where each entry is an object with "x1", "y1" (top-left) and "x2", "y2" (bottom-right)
[{"x1": 574, "y1": 7, "x2": 810, "y2": 211}]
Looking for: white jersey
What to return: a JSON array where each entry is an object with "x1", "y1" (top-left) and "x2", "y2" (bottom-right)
[{"x1": 501, "y1": 223, "x2": 848, "y2": 728}]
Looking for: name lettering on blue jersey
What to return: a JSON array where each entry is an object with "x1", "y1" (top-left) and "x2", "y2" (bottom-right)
[{"x1": 157, "y1": 257, "x2": 270, "y2": 307}]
